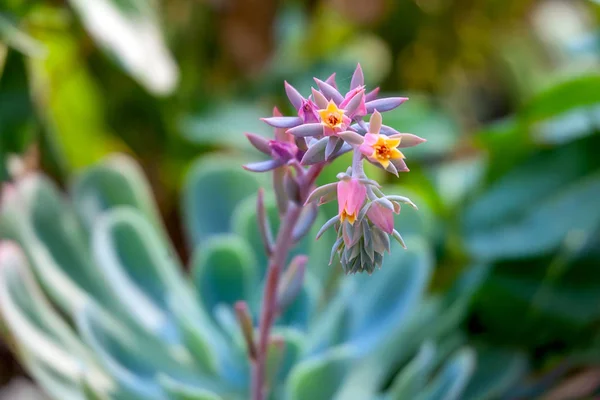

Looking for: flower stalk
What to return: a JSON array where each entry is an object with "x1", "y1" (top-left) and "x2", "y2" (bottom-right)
[{"x1": 243, "y1": 64, "x2": 426, "y2": 399}]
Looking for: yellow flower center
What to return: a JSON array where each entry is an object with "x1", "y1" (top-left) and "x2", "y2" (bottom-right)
[
  {"x1": 318, "y1": 100, "x2": 346, "y2": 129},
  {"x1": 371, "y1": 136, "x2": 404, "y2": 167},
  {"x1": 340, "y1": 210, "x2": 357, "y2": 224}
]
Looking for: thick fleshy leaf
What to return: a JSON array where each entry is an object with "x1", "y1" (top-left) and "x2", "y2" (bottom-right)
[
  {"x1": 314, "y1": 78, "x2": 344, "y2": 105},
  {"x1": 286, "y1": 348, "x2": 352, "y2": 400},
  {"x1": 190, "y1": 234, "x2": 257, "y2": 315},
  {"x1": 261, "y1": 116, "x2": 302, "y2": 128},
  {"x1": 462, "y1": 347, "x2": 528, "y2": 400},
  {"x1": 0, "y1": 175, "x2": 120, "y2": 316},
  {"x1": 415, "y1": 348, "x2": 476, "y2": 400},
  {"x1": 301, "y1": 137, "x2": 328, "y2": 165},
  {"x1": 365, "y1": 97, "x2": 408, "y2": 113},
  {"x1": 159, "y1": 375, "x2": 224, "y2": 400},
  {"x1": 70, "y1": 154, "x2": 163, "y2": 233},
  {"x1": 0, "y1": 242, "x2": 86, "y2": 380},
  {"x1": 347, "y1": 238, "x2": 432, "y2": 351},
  {"x1": 387, "y1": 343, "x2": 437, "y2": 400},
  {"x1": 67, "y1": 0, "x2": 179, "y2": 95},
  {"x1": 183, "y1": 158, "x2": 261, "y2": 247},
  {"x1": 350, "y1": 64, "x2": 364, "y2": 90},
  {"x1": 285, "y1": 81, "x2": 304, "y2": 110},
  {"x1": 91, "y1": 208, "x2": 191, "y2": 341},
  {"x1": 244, "y1": 133, "x2": 272, "y2": 155},
  {"x1": 288, "y1": 123, "x2": 324, "y2": 138},
  {"x1": 243, "y1": 159, "x2": 284, "y2": 173}
]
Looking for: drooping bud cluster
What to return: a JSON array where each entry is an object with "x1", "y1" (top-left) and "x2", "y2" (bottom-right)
[{"x1": 244, "y1": 64, "x2": 426, "y2": 274}]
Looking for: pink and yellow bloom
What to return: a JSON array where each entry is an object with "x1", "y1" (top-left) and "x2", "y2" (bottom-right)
[
  {"x1": 337, "y1": 178, "x2": 366, "y2": 224},
  {"x1": 359, "y1": 133, "x2": 404, "y2": 168},
  {"x1": 318, "y1": 100, "x2": 351, "y2": 136}
]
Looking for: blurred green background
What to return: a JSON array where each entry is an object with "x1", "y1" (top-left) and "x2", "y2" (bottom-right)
[{"x1": 2, "y1": 0, "x2": 600, "y2": 398}]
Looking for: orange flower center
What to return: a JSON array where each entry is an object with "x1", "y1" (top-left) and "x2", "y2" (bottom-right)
[
  {"x1": 374, "y1": 143, "x2": 392, "y2": 160},
  {"x1": 340, "y1": 209, "x2": 357, "y2": 224},
  {"x1": 326, "y1": 114, "x2": 341, "y2": 127}
]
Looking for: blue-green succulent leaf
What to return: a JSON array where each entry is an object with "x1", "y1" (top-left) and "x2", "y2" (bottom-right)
[
  {"x1": 183, "y1": 158, "x2": 262, "y2": 247},
  {"x1": 416, "y1": 348, "x2": 476, "y2": 400},
  {"x1": 71, "y1": 154, "x2": 163, "y2": 234},
  {"x1": 191, "y1": 234, "x2": 258, "y2": 316},
  {"x1": 386, "y1": 342, "x2": 437, "y2": 400},
  {"x1": 92, "y1": 207, "x2": 190, "y2": 342},
  {"x1": 347, "y1": 237, "x2": 432, "y2": 353},
  {"x1": 159, "y1": 375, "x2": 224, "y2": 400},
  {"x1": 0, "y1": 175, "x2": 120, "y2": 316},
  {"x1": 462, "y1": 347, "x2": 528, "y2": 400},
  {"x1": 286, "y1": 347, "x2": 353, "y2": 400}
]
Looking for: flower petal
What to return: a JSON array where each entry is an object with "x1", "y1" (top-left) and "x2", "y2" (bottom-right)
[
  {"x1": 390, "y1": 148, "x2": 404, "y2": 159},
  {"x1": 359, "y1": 143, "x2": 374, "y2": 158},
  {"x1": 366, "y1": 97, "x2": 408, "y2": 113},
  {"x1": 367, "y1": 203, "x2": 395, "y2": 234},
  {"x1": 363, "y1": 133, "x2": 379, "y2": 146}
]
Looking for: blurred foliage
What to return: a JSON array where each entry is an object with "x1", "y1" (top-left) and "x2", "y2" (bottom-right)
[{"x1": 2, "y1": 0, "x2": 600, "y2": 398}]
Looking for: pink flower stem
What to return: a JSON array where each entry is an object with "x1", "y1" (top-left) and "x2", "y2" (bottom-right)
[{"x1": 251, "y1": 163, "x2": 325, "y2": 400}]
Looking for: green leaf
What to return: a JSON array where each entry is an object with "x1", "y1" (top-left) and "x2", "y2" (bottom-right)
[
  {"x1": 0, "y1": 242, "x2": 86, "y2": 380},
  {"x1": 182, "y1": 158, "x2": 261, "y2": 247},
  {"x1": 71, "y1": 154, "x2": 163, "y2": 233},
  {"x1": 0, "y1": 175, "x2": 120, "y2": 316},
  {"x1": 416, "y1": 348, "x2": 476, "y2": 400},
  {"x1": 159, "y1": 375, "x2": 224, "y2": 400},
  {"x1": 0, "y1": 14, "x2": 45, "y2": 57},
  {"x1": 286, "y1": 347, "x2": 352, "y2": 400},
  {"x1": 386, "y1": 343, "x2": 437, "y2": 400},
  {"x1": 27, "y1": 20, "x2": 127, "y2": 169},
  {"x1": 66, "y1": 0, "x2": 179, "y2": 95},
  {"x1": 180, "y1": 102, "x2": 273, "y2": 149},
  {"x1": 462, "y1": 347, "x2": 528, "y2": 400},
  {"x1": 91, "y1": 207, "x2": 194, "y2": 342},
  {"x1": 190, "y1": 234, "x2": 257, "y2": 315}
]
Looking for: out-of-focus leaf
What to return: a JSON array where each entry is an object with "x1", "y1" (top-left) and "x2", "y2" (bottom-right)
[
  {"x1": 180, "y1": 102, "x2": 273, "y2": 149},
  {"x1": 464, "y1": 138, "x2": 600, "y2": 261},
  {"x1": 190, "y1": 234, "x2": 257, "y2": 315},
  {"x1": 416, "y1": 348, "x2": 476, "y2": 400},
  {"x1": 382, "y1": 94, "x2": 459, "y2": 158},
  {"x1": 286, "y1": 347, "x2": 352, "y2": 400},
  {"x1": 182, "y1": 157, "x2": 262, "y2": 247},
  {"x1": 462, "y1": 347, "x2": 528, "y2": 400},
  {"x1": 70, "y1": 154, "x2": 163, "y2": 233},
  {"x1": 386, "y1": 343, "x2": 437, "y2": 400},
  {"x1": 0, "y1": 14, "x2": 45, "y2": 57},
  {"x1": 67, "y1": 0, "x2": 179, "y2": 95},
  {"x1": 27, "y1": 17, "x2": 127, "y2": 169}
]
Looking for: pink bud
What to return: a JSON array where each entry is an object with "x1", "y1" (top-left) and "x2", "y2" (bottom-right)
[{"x1": 367, "y1": 202, "x2": 397, "y2": 234}]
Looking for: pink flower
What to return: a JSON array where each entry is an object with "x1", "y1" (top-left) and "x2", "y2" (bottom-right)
[
  {"x1": 298, "y1": 98, "x2": 320, "y2": 123},
  {"x1": 367, "y1": 202, "x2": 398, "y2": 234},
  {"x1": 318, "y1": 101, "x2": 351, "y2": 137},
  {"x1": 339, "y1": 86, "x2": 367, "y2": 118},
  {"x1": 337, "y1": 178, "x2": 366, "y2": 224}
]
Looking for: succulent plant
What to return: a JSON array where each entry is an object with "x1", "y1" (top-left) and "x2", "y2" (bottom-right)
[{"x1": 0, "y1": 153, "x2": 529, "y2": 399}]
